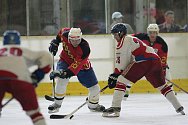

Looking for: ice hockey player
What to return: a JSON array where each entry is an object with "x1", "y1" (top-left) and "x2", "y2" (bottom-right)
[
  {"x1": 123, "y1": 24, "x2": 174, "y2": 101},
  {"x1": 48, "y1": 27, "x2": 105, "y2": 113},
  {"x1": 102, "y1": 23, "x2": 185, "y2": 117},
  {"x1": 0, "y1": 30, "x2": 52, "y2": 125}
]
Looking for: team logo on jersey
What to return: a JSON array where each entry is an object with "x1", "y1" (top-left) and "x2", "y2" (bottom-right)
[
  {"x1": 154, "y1": 48, "x2": 158, "y2": 53},
  {"x1": 63, "y1": 42, "x2": 75, "y2": 62}
]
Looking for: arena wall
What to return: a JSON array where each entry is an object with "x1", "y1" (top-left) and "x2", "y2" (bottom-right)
[{"x1": 1, "y1": 33, "x2": 188, "y2": 96}]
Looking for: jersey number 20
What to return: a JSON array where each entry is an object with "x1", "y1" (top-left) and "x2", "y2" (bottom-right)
[{"x1": 0, "y1": 47, "x2": 22, "y2": 56}]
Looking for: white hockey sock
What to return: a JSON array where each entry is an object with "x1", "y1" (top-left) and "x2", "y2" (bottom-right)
[
  {"x1": 116, "y1": 75, "x2": 131, "y2": 103},
  {"x1": 112, "y1": 90, "x2": 124, "y2": 107},
  {"x1": 88, "y1": 84, "x2": 100, "y2": 108},
  {"x1": 112, "y1": 81, "x2": 126, "y2": 107},
  {"x1": 54, "y1": 77, "x2": 69, "y2": 105},
  {"x1": 26, "y1": 108, "x2": 46, "y2": 125},
  {"x1": 165, "y1": 91, "x2": 182, "y2": 110},
  {"x1": 34, "y1": 119, "x2": 46, "y2": 125},
  {"x1": 158, "y1": 84, "x2": 182, "y2": 110}
]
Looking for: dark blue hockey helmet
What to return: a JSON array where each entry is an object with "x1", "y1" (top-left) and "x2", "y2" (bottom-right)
[
  {"x1": 3, "y1": 30, "x2": 21, "y2": 45},
  {"x1": 111, "y1": 23, "x2": 127, "y2": 36}
]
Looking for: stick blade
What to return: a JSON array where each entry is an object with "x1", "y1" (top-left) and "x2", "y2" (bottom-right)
[
  {"x1": 50, "y1": 114, "x2": 67, "y2": 119},
  {"x1": 50, "y1": 114, "x2": 74, "y2": 119},
  {"x1": 44, "y1": 95, "x2": 54, "y2": 101}
]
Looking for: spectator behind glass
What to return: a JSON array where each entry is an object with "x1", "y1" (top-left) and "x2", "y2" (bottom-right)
[
  {"x1": 158, "y1": 10, "x2": 182, "y2": 33},
  {"x1": 183, "y1": 24, "x2": 188, "y2": 32},
  {"x1": 108, "y1": 12, "x2": 134, "y2": 34},
  {"x1": 41, "y1": 25, "x2": 59, "y2": 35}
]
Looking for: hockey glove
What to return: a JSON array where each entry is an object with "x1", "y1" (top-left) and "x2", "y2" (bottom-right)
[
  {"x1": 49, "y1": 39, "x2": 59, "y2": 56},
  {"x1": 49, "y1": 69, "x2": 74, "y2": 80},
  {"x1": 108, "y1": 73, "x2": 120, "y2": 89},
  {"x1": 31, "y1": 69, "x2": 45, "y2": 87}
]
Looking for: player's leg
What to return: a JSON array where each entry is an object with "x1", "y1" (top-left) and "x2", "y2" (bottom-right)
[
  {"x1": 103, "y1": 75, "x2": 129, "y2": 117},
  {"x1": 11, "y1": 80, "x2": 46, "y2": 125},
  {"x1": 48, "y1": 60, "x2": 69, "y2": 113},
  {"x1": 77, "y1": 67, "x2": 105, "y2": 112},
  {"x1": 165, "y1": 67, "x2": 176, "y2": 95},
  {"x1": 158, "y1": 84, "x2": 184, "y2": 114},
  {"x1": 146, "y1": 60, "x2": 184, "y2": 115},
  {"x1": 103, "y1": 62, "x2": 147, "y2": 117}
]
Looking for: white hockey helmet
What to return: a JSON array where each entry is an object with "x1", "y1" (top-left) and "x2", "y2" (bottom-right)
[
  {"x1": 147, "y1": 24, "x2": 159, "y2": 34},
  {"x1": 68, "y1": 28, "x2": 82, "y2": 47},
  {"x1": 112, "y1": 12, "x2": 123, "y2": 19}
]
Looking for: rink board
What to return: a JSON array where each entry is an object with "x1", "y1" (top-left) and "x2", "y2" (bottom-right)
[
  {"x1": 35, "y1": 79, "x2": 188, "y2": 96},
  {"x1": 4, "y1": 79, "x2": 188, "y2": 98}
]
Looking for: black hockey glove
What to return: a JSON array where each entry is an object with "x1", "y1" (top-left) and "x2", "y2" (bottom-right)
[
  {"x1": 49, "y1": 69, "x2": 74, "y2": 80},
  {"x1": 108, "y1": 73, "x2": 120, "y2": 89},
  {"x1": 49, "y1": 39, "x2": 59, "y2": 56},
  {"x1": 31, "y1": 69, "x2": 45, "y2": 87}
]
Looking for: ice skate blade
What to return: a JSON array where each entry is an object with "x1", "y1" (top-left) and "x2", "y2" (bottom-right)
[
  {"x1": 48, "y1": 109, "x2": 59, "y2": 114},
  {"x1": 102, "y1": 112, "x2": 120, "y2": 117}
]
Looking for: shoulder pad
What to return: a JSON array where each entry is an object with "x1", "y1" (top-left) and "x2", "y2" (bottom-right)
[{"x1": 156, "y1": 36, "x2": 168, "y2": 53}]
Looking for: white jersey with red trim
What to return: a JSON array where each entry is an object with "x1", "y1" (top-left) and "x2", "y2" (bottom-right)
[
  {"x1": 0, "y1": 45, "x2": 52, "y2": 83},
  {"x1": 115, "y1": 35, "x2": 159, "y2": 73}
]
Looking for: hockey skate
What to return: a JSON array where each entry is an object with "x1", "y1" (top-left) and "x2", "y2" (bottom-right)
[
  {"x1": 88, "y1": 104, "x2": 105, "y2": 112},
  {"x1": 48, "y1": 103, "x2": 61, "y2": 113},
  {"x1": 102, "y1": 107, "x2": 121, "y2": 117},
  {"x1": 176, "y1": 106, "x2": 185, "y2": 115}
]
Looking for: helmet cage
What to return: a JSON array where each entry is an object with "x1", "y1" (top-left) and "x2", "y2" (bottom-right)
[
  {"x1": 68, "y1": 28, "x2": 82, "y2": 47},
  {"x1": 147, "y1": 24, "x2": 159, "y2": 35}
]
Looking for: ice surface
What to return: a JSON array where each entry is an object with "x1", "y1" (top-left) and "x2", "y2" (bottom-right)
[{"x1": 0, "y1": 93, "x2": 188, "y2": 125}]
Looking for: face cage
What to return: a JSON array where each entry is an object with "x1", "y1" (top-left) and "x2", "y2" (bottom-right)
[
  {"x1": 69, "y1": 37, "x2": 81, "y2": 47},
  {"x1": 147, "y1": 31, "x2": 158, "y2": 36}
]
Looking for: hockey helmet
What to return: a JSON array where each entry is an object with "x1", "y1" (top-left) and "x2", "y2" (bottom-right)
[
  {"x1": 147, "y1": 24, "x2": 159, "y2": 34},
  {"x1": 68, "y1": 28, "x2": 82, "y2": 47},
  {"x1": 3, "y1": 30, "x2": 21, "y2": 45},
  {"x1": 112, "y1": 12, "x2": 123, "y2": 20},
  {"x1": 111, "y1": 23, "x2": 127, "y2": 37}
]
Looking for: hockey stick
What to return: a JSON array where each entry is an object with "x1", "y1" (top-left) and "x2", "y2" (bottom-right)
[
  {"x1": 45, "y1": 55, "x2": 56, "y2": 102},
  {"x1": 44, "y1": 95, "x2": 54, "y2": 101},
  {"x1": 166, "y1": 79, "x2": 188, "y2": 94},
  {"x1": 50, "y1": 85, "x2": 109, "y2": 119},
  {"x1": 1, "y1": 97, "x2": 14, "y2": 109}
]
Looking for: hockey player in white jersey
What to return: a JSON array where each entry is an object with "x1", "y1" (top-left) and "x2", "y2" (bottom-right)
[
  {"x1": 123, "y1": 24, "x2": 174, "y2": 101},
  {"x1": 102, "y1": 23, "x2": 185, "y2": 117},
  {"x1": 0, "y1": 30, "x2": 52, "y2": 125}
]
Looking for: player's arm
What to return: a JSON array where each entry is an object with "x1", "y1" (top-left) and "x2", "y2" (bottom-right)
[
  {"x1": 48, "y1": 29, "x2": 69, "y2": 56},
  {"x1": 22, "y1": 48, "x2": 52, "y2": 85}
]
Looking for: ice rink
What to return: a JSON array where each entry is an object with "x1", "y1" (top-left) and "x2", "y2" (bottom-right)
[{"x1": 0, "y1": 93, "x2": 188, "y2": 125}]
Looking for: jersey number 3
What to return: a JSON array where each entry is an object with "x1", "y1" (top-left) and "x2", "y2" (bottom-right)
[{"x1": 116, "y1": 56, "x2": 120, "y2": 64}]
